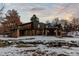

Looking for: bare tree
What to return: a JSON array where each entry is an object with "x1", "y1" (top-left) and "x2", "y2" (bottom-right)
[
  {"x1": 54, "y1": 17, "x2": 60, "y2": 25},
  {"x1": 46, "y1": 20, "x2": 50, "y2": 24},
  {"x1": 0, "y1": 4, "x2": 5, "y2": 23}
]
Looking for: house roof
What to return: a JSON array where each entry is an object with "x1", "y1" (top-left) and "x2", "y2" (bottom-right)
[{"x1": 18, "y1": 22, "x2": 32, "y2": 26}]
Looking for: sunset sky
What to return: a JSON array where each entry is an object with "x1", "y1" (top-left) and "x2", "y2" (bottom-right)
[{"x1": 0, "y1": 3, "x2": 79, "y2": 23}]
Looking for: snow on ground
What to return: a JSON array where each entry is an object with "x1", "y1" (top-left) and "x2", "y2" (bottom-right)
[
  {"x1": 17, "y1": 36, "x2": 79, "y2": 42},
  {"x1": 0, "y1": 36, "x2": 79, "y2": 56},
  {"x1": 0, "y1": 45, "x2": 79, "y2": 56},
  {"x1": 0, "y1": 46, "x2": 38, "y2": 56}
]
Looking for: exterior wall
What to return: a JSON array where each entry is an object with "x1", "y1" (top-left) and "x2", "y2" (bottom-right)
[{"x1": 10, "y1": 22, "x2": 53, "y2": 37}]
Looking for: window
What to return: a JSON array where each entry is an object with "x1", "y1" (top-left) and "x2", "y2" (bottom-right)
[{"x1": 38, "y1": 24, "x2": 40, "y2": 28}]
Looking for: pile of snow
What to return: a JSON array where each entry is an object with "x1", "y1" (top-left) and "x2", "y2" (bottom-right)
[{"x1": 67, "y1": 31, "x2": 79, "y2": 37}]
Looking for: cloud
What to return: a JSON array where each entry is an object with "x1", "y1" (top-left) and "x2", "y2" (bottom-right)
[
  {"x1": 30, "y1": 7, "x2": 45, "y2": 12},
  {"x1": 1, "y1": 3, "x2": 79, "y2": 23}
]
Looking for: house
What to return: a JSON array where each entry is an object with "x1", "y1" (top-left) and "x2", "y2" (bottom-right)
[
  {"x1": 11, "y1": 22, "x2": 48, "y2": 37},
  {"x1": 0, "y1": 12, "x2": 58, "y2": 37}
]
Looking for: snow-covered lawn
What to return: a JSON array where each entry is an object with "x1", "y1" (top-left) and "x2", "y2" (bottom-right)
[
  {"x1": 0, "y1": 36, "x2": 79, "y2": 56},
  {"x1": 0, "y1": 45, "x2": 79, "y2": 56}
]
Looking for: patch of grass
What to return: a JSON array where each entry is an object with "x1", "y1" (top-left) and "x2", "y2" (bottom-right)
[
  {"x1": 0, "y1": 40, "x2": 13, "y2": 47},
  {"x1": 16, "y1": 44, "x2": 36, "y2": 48}
]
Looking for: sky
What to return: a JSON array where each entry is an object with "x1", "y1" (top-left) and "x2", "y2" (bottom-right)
[{"x1": 0, "y1": 3, "x2": 79, "y2": 23}]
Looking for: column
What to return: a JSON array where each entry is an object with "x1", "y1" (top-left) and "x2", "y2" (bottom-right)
[{"x1": 16, "y1": 29, "x2": 20, "y2": 37}]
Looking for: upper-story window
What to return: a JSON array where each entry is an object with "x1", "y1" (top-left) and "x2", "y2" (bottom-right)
[{"x1": 38, "y1": 24, "x2": 40, "y2": 28}]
